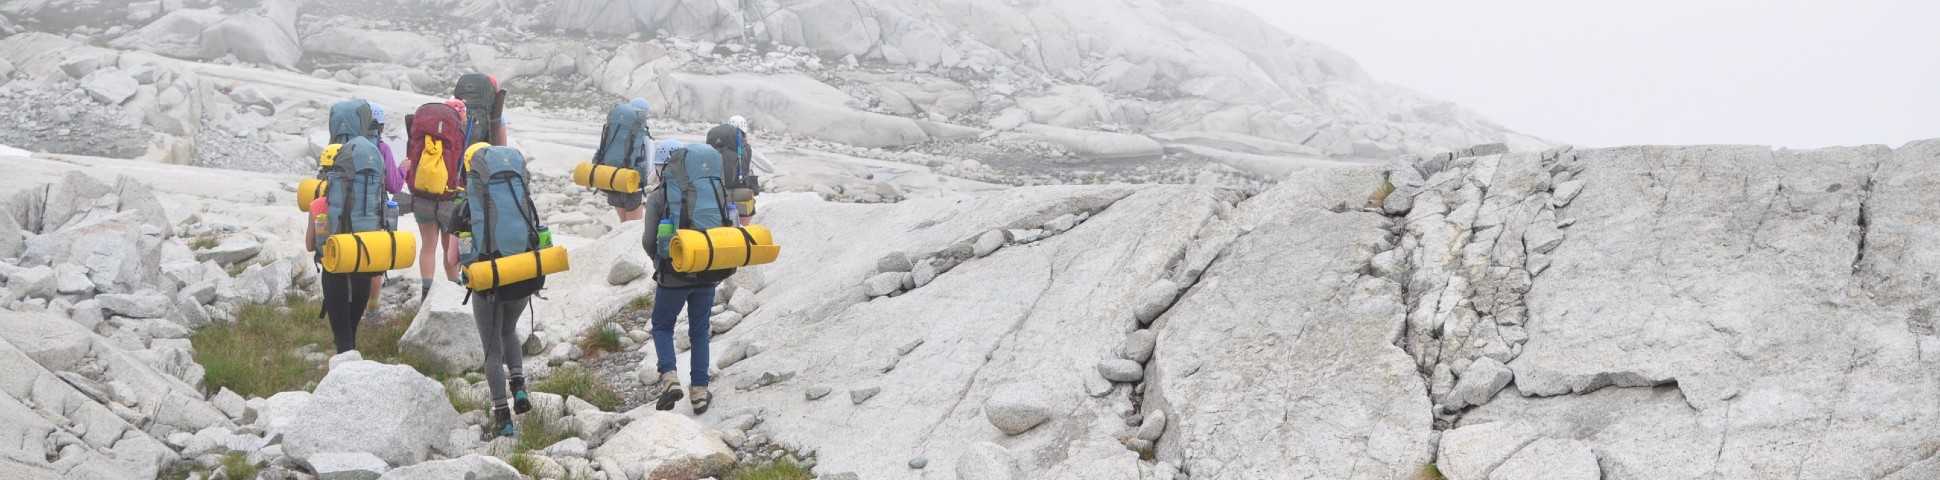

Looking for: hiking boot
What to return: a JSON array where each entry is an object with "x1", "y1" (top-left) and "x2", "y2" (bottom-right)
[
  {"x1": 509, "y1": 376, "x2": 532, "y2": 415},
  {"x1": 493, "y1": 406, "x2": 515, "y2": 437},
  {"x1": 689, "y1": 386, "x2": 712, "y2": 415},
  {"x1": 651, "y1": 371, "x2": 685, "y2": 411}
]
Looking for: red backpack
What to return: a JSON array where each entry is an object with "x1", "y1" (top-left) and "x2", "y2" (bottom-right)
[{"x1": 404, "y1": 103, "x2": 466, "y2": 199}]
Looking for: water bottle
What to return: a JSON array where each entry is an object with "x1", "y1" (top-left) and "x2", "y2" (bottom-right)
[
  {"x1": 726, "y1": 203, "x2": 739, "y2": 222},
  {"x1": 457, "y1": 231, "x2": 475, "y2": 264},
  {"x1": 314, "y1": 213, "x2": 330, "y2": 238},
  {"x1": 384, "y1": 200, "x2": 400, "y2": 229},
  {"x1": 657, "y1": 219, "x2": 674, "y2": 238},
  {"x1": 536, "y1": 225, "x2": 553, "y2": 249}
]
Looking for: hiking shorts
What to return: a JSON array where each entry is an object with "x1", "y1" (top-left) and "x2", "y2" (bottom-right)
[
  {"x1": 406, "y1": 194, "x2": 459, "y2": 228},
  {"x1": 606, "y1": 191, "x2": 642, "y2": 210},
  {"x1": 735, "y1": 199, "x2": 756, "y2": 218}
]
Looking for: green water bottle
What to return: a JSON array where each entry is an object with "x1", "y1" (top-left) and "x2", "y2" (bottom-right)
[
  {"x1": 657, "y1": 219, "x2": 674, "y2": 238},
  {"x1": 536, "y1": 225, "x2": 553, "y2": 249}
]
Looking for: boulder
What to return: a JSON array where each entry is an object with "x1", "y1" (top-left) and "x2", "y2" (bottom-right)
[
  {"x1": 96, "y1": 293, "x2": 170, "y2": 319},
  {"x1": 194, "y1": 236, "x2": 262, "y2": 266},
  {"x1": 399, "y1": 282, "x2": 526, "y2": 371},
  {"x1": 377, "y1": 454, "x2": 520, "y2": 480},
  {"x1": 1119, "y1": 330, "x2": 1156, "y2": 363},
  {"x1": 608, "y1": 256, "x2": 646, "y2": 285},
  {"x1": 1436, "y1": 421, "x2": 1539, "y2": 480},
  {"x1": 1096, "y1": 359, "x2": 1143, "y2": 382},
  {"x1": 83, "y1": 71, "x2": 139, "y2": 105},
  {"x1": 53, "y1": 264, "x2": 93, "y2": 294},
  {"x1": 308, "y1": 451, "x2": 389, "y2": 480},
  {"x1": 594, "y1": 411, "x2": 735, "y2": 479},
  {"x1": 285, "y1": 361, "x2": 460, "y2": 466},
  {"x1": 662, "y1": 73, "x2": 928, "y2": 148},
  {"x1": 7, "y1": 266, "x2": 54, "y2": 300},
  {"x1": 210, "y1": 13, "x2": 302, "y2": 68},
  {"x1": 1132, "y1": 279, "x2": 1180, "y2": 324},
  {"x1": 0, "y1": 212, "x2": 20, "y2": 260},
  {"x1": 863, "y1": 272, "x2": 906, "y2": 298},
  {"x1": 1446, "y1": 357, "x2": 1513, "y2": 410},
  {"x1": 981, "y1": 383, "x2": 1055, "y2": 435},
  {"x1": 109, "y1": 9, "x2": 224, "y2": 60}
]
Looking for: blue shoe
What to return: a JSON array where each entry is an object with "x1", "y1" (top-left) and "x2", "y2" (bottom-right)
[
  {"x1": 494, "y1": 407, "x2": 516, "y2": 437},
  {"x1": 510, "y1": 376, "x2": 532, "y2": 414}
]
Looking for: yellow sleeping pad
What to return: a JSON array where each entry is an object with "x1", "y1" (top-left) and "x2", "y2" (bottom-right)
[
  {"x1": 297, "y1": 178, "x2": 328, "y2": 211},
  {"x1": 464, "y1": 246, "x2": 572, "y2": 291},
  {"x1": 572, "y1": 162, "x2": 641, "y2": 193},
  {"x1": 669, "y1": 225, "x2": 780, "y2": 273},
  {"x1": 320, "y1": 231, "x2": 418, "y2": 274}
]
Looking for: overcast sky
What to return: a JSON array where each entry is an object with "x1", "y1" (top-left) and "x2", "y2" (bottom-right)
[{"x1": 1217, "y1": 0, "x2": 1939, "y2": 149}]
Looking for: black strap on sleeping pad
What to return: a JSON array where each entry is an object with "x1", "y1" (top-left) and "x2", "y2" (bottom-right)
[
  {"x1": 701, "y1": 228, "x2": 718, "y2": 272},
  {"x1": 352, "y1": 234, "x2": 371, "y2": 272},
  {"x1": 736, "y1": 227, "x2": 758, "y2": 267},
  {"x1": 386, "y1": 231, "x2": 399, "y2": 270}
]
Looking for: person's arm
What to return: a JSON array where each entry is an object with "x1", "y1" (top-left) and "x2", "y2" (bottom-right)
[{"x1": 380, "y1": 141, "x2": 403, "y2": 194}]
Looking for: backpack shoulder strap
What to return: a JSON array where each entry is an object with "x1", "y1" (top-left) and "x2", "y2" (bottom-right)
[{"x1": 666, "y1": 153, "x2": 699, "y2": 229}]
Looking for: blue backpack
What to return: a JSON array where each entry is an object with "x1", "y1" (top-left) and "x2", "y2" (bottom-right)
[
  {"x1": 657, "y1": 145, "x2": 733, "y2": 254},
  {"x1": 324, "y1": 137, "x2": 391, "y2": 235},
  {"x1": 328, "y1": 99, "x2": 374, "y2": 145},
  {"x1": 594, "y1": 104, "x2": 648, "y2": 170},
  {"x1": 464, "y1": 146, "x2": 541, "y2": 262}
]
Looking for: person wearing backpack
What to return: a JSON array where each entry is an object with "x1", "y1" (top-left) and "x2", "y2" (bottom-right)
[
  {"x1": 455, "y1": 144, "x2": 549, "y2": 437},
  {"x1": 640, "y1": 143, "x2": 738, "y2": 415},
  {"x1": 591, "y1": 101, "x2": 652, "y2": 222},
  {"x1": 455, "y1": 73, "x2": 509, "y2": 147},
  {"x1": 401, "y1": 101, "x2": 469, "y2": 298},
  {"x1": 709, "y1": 116, "x2": 767, "y2": 226},
  {"x1": 305, "y1": 134, "x2": 396, "y2": 354}
]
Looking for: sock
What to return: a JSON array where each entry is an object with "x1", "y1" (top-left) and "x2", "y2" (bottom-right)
[
  {"x1": 494, "y1": 399, "x2": 509, "y2": 410},
  {"x1": 421, "y1": 279, "x2": 433, "y2": 295},
  {"x1": 509, "y1": 373, "x2": 526, "y2": 391}
]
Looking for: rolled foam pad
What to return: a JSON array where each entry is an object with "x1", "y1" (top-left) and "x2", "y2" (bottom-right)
[
  {"x1": 572, "y1": 162, "x2": 641, "y2": 193},
  {"x1": 464, "y1": 246, "x2": 572, "y2": 291},
  {"x1": 297, "y1": 178, "x2": 328, "y2": 211},
  {"x1": 669, "y1": 225, "x2": 780, "y2": 273},
  {"x1": 321, "y1": 231, "x2": 418, "y2": 273}
]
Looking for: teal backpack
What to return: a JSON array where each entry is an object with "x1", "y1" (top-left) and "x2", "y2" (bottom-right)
[
  {"x1": 463, "y1": 146, "x2": 541, "y2": 263},
  {"x1": 651, "y1": 144, "x2": 736, "y2": 285},
  {"x1": 594, "y1": 103, "x2": 648, "y2": 170},
  {"x1": 328, "y1": 99, "x2": 374, "y2": 144},
  {"x1": 323, "y1": 137, "x2": 391, "y2": 237}
]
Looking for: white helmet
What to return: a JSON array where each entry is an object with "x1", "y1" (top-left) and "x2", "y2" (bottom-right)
[{"x1": 727, "y1": 116, "x2": 748, "y2": 132}]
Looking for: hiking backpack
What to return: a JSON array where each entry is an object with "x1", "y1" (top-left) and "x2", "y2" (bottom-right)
[
  {"x1": 463, "y1": 146, "x2": 542, "y2": 263},
  {"x1": 652, "y1": 144, "x2": 737, "y2": 284},
  {"x1": 454, "y1": 73, "x2": 504, "y2": 146},
  {"x1": 328, "y1": 99, "x2": 375, "y2": 145},
  {"x1": 404, "y1": 102, "x2": 466, "y2": 199},
  {"x1": 323, "y1": 137, "x2": 392, "y2": 235},
  {"x1": 594, "y1": 103, "x2": 649, "y2": 170},
  {"x1": 706, "y1": 124, "x2": 754, "y2": 191}
]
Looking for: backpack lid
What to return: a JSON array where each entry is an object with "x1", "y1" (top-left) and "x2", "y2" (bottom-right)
[{"x1": 328, "y1": 99, "x2": 374, "y2": 144}]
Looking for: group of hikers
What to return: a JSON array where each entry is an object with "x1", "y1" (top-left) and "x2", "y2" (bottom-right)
[{"x1": 301, "y1": 73, "x2": 768, "y2": 437}]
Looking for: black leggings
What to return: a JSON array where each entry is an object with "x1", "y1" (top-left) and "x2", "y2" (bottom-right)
[{"x1": 321, "y1": 271, "x2": 376, "y2": 353}]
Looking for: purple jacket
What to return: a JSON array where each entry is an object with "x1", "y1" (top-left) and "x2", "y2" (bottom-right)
[{"x1": 378, "y1": 140, "x2": 404, "y2": 194}]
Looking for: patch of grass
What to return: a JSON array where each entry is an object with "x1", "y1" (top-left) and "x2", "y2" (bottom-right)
[
  {"x1": 516, "y1": 410, "x2": 580, "y2": 453},
  {"x1": 533, "y1": 366, "x2": 622, "y2": 411},
  {"x1": 1371, "y1": 177, "x2": 1398, "y2": 207},
  {"x1": 447, "y1": 381, "x2": 486, "y2": 414},
  {"x1": 156, "y1": 461, "x2": 196, "y2": 480},
  {"x1": 577, "y1": 319, "x2": 624, "y2": 357},
  {"x1": 220, "y1": 452, "x2": 259, "y2": 480},
  {"x1": 191, "y1": 296, "x2": 331, "y2": 397},
  {"x1": 506, "y1": 452, "x2": 539, "y2": 478},
  {"x1": 1413, "y1": 462, "x2": 1446, "y2": 480},
  {"x1": 725, "y1": 460, "x2": 813, "y2": 480},
  {"x1": 189, "y1": 235, "x2": 220, "y2": 250},
  {"x1": 626, "y1": 294, "x2": 655, "y2": 312}
]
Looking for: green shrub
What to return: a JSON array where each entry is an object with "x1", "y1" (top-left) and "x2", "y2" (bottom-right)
[
  {"x1": 505, "y1": 452, "x2": 538, "y2": 477},
  {"x1": 191, "y1": 297, "x2": 331, "y2": 397},
  {"x1": 532, "y1": 366, "x2": 621, "y2": 412},
  {"x1": 189, "y1": 235, "x2": 220, "y2": 251},
  {"x1": 446, "y1": 381, "x2": 485, "y2": 414},
  {"x1": 516, "y1": 410, "x2": 580, "y2": 453},
  {"x1": 626, "y1": 295, "x2": 654, "y2": 312},
  {"x1": 220, "y1": 452, "x2": 259, "y2": 480},
  {"x1": 725, "y1": 460, "x2": 813, "y2": 480},
  {"x1": 578, "y1": 320, "x2": 624, "y2": 357}
]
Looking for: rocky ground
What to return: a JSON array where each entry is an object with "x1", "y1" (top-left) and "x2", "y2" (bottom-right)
[{"x1": 1, "y1": 1, "x2": 1937, "y2": 480}]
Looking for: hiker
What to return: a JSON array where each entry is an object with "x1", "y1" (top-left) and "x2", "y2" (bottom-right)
[
  {"x1": 591, "y1": 100, "x2": 652, "y2": 222},
  {"x1": 307, "y1": 100, "x2": 396, "y2": 353},
  {"x1": 642, "y1": 142, "x2": 741, "y2": 415},
  {"x1": 707, "y1": 117, "x2": 762, "y2": 226},
  {"x1": 401, "y1": 100, "x2": 469, "y2": 298},
  {"x1": 455, "y1": 73, "x2": 509, "y2": 147},
  {"x1": 367, "y1": 103, "x2": 405, "y2": 311},
  {"x1": 456, "y1": 143, "x2": 549, "y2": 437}
]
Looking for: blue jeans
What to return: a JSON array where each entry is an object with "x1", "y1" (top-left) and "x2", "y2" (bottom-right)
[{"x1": 651, "y1": 286, "x2": 715, "y2": 387}]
